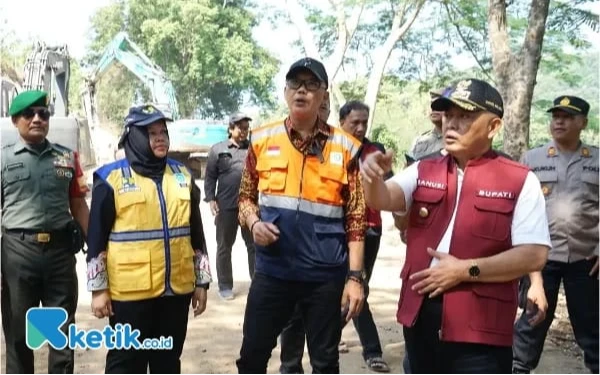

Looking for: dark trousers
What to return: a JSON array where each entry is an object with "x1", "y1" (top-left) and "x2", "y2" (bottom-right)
[
  {"x1": 105, "y1": 293, "x2": 192, "y2": 374},
  {"x1": 236, "y1": 272, "x2": 345, "y2": 374},
  {"x1": 279, "y1": 232, "x2": 383, "y2": 373},
  {"x1": 513, "y1": 259, "x2": 599, "y2": 374},
  {"x1": 1, "y1": 233, "x2": 78, "y2": 374},
  {"x1": 216, "y1": 208, "x2": 255, "y2": 291},
  {"x1": 403, "y1": 297, "x2": 512, "y2": 373}
]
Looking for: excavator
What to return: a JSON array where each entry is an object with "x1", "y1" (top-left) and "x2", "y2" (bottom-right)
[
  {"x1": 0, "y1": 41, "x2": 96, "y2": 169},
  {"x1": 81, "y1": 31, "x2": 228, "y2": 178}
]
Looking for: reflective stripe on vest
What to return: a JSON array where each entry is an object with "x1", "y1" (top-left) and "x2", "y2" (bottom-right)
[
  {"x1": 109, "y1": 226, "x2": 192, "y2": 242},
  {"x1": 258, "y1": 193, "x2": 343, "y2": 219}
]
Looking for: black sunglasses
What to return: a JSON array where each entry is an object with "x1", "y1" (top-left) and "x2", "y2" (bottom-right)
[
  {"x1": 286, "y1": 78, "x2": 324, "y2": 92},
  {"x1": 21, "y1": 108, "x2": 51, "y2": 120}
]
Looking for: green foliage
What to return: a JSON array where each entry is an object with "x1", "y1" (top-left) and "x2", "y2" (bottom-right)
[
  {"x1": 67, "y1": 60, "x2": 84, "y2": 116},
  {"x1": 370, "y1": 80, "x2": 433, "y2": 169},
  {"x1": 371, "y1": 124, "x2": 400, "y2": 163},
  {"x1": 438, "y1": 0, "x2": 598, "y2": 83},
  {"x1": 85, "y1": 0, "x2": 279, "y2": 121}
]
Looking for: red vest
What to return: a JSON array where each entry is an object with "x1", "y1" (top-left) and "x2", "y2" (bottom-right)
[{"x1": 397, "y1": 151, "x2": 529, "y2": 347}]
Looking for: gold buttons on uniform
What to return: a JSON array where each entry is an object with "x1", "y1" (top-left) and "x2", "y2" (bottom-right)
[
  {"x1": 582, "y1": 147, "x2": 590, "y2": 158},
  {"x1": 419, "y1": 207, "x2": 429, "y2": 218},
  {"x1": 541, "y1": 185, "x2": 551, "y2": 196}
]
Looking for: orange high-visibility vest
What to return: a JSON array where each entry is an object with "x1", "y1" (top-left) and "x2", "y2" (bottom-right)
[{"x1": 250, "y1": 121, "x2": 361, "y2": 281}]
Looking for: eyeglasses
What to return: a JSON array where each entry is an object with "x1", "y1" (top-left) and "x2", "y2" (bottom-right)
[
  {"x1": 286, "y1": 78, "x2": 324, "y2": 92},
  {"x1": 21, "y1": 108, "x2": 51, "y2": 121}
]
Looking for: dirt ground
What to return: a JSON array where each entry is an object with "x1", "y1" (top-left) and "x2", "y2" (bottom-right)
[{"x1": 0, "y1": 181, "x2": 589, "y2": 374}]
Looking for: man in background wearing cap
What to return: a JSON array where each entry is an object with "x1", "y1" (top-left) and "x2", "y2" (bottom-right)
[
  {"x1": 1, "y1": 90, "x2": 90, "y2": 373},
  {"x1": 204, "y1": 112, "x2": 256, "y2": 300},
  {"x1": 405, "y1": 90, "x2": 445, "y2": 165},
  {"x1": 513, "y1": 96, "x2": 598, "y2": 374},
  {"x1": 236, "y1": 57, "x2": 366, "y2": 373},
  {"x1": 360, "y1": 78, "x2": 551, "y2": 373}
]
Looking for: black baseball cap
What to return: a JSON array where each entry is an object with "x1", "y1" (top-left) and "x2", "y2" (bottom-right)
[
  {"x1": 431, "y1": 78, "x2": 504, "y2": 118},
  {"x1": 286, "y1": 57, "x2": 329, "y2": 87},
  {"x1": 546, "y1": 96, "x2": 590, "y2": 116}
]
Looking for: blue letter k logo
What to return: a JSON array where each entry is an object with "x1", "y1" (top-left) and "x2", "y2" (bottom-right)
[{"x1": 26, "y1": 307, "x2": 69, "y2": 350}]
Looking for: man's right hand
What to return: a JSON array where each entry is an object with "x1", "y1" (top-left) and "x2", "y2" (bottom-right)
[
  {"x1": 361, "y1": 150, "x2": 394, "y2": 183},
  {"x1": 252, "y1": 221, "x2": 280, "y2": 246},
  {"x1": 91, "y1": 290, "x2": 113, "y2": 319},
  {"x1": 209, "y1": 200, "x2": 220, "y2": 216},
  {"x1": 526, "y1": 282, "x2": 548, "y2": 326}
]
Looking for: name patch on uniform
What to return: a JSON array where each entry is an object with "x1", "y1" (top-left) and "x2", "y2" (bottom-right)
[
  {"x1": 330, "y1": 152, "x2": 343, "y2": 166},
  {"x1": 55, "y1": 167, "x2": 73, "y2": 179},
  {"x1": 266, "y1": 146, "x2": 280, "y2": 156},
  {"x1": 118, "y1": 177, "x2": 141, "y2": 194},
  {"x1": 5, "y1": 162, "x2": 23, "y2": 171},
  {"x1": 583, "y1": 166, "x2": 599, "y2": 173},
  {"x1": 532, "y1": 166, "x2": 556, "y2": 172},
  {"x1": 174, "y1": 172, "x2": 188, "y2": 188},
  {"x1": 417, "y1": 179, "x2": 446, "y2": 190},
  {"x1": 477, "y1": 190, "x2": 515, "y2": 199}
]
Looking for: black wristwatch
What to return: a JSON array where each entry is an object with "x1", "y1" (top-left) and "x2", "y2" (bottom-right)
[
  {"x1": 347, "y1": 270, "x2": 367, "y2": 285},
  {"x1": 468, "y1": 260, "x2": 480, "y2": 279}
]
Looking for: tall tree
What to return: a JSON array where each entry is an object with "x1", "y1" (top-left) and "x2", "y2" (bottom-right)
[
  {"x1": 363, "y1": 0, "x2": 425, "y2": 136},
  {"x1": 281, "y1": 0, "x2": 425, "y2": 130},
  {"x1": 442, "y1": 0, "x2": 598, "y2": 158},
  {"x1": 85, "y1": 0, "x2": 280, "y2": 120},
  {"x1": 489, "y1": 0, "x2": 550, "y2": 159}
]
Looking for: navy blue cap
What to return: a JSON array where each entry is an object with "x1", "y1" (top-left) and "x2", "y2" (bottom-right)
[{"x1": 124, "y1": 104, "x2": 172, "y2": 127}]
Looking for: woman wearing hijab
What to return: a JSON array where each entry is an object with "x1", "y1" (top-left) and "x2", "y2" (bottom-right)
[{"x1": 86, "y1": 104, "x2": 212, "y2": 374}]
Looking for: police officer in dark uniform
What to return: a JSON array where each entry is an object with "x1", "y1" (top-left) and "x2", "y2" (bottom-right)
[
  {"x1": 513, "y1": 96, "x2": 599, "y2": 374},
  {"x1": 204, "y1": 112, "x2": 256, "y2": 300},
  {"x1": 1, "y1": 90, "x2": 90, "y2": 373}
]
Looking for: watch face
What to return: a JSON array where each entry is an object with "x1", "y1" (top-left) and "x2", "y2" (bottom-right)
[{"x1": 469, "y1": 265, "x2": 480, "y2": 277}]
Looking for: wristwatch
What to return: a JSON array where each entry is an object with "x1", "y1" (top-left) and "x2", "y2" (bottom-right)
[
  {"x1": 347, "y1": 270, "x2": 367, "y2": 285},
  {"x1": 468, "y1": 260, "x2": 480, "y2": 279}
]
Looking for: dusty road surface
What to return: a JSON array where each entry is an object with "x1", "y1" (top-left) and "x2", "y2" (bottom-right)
[{"x1": 1, "y1": 180, "x2": 589, "y2": 373}]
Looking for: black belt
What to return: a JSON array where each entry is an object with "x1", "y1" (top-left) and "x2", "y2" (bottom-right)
[{"x1": 1, "y1": 228, "x2": 70, "y2": 244}]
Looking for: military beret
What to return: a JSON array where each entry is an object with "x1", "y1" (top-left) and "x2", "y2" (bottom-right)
[{"x1": 9, "y1": 90, "x2": 48, "y2": 116}]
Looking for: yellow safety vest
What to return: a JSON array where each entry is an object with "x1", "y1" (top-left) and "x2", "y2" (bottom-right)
[{"x1": 98, "y1": 160, "x2": 196, "y2": 301}]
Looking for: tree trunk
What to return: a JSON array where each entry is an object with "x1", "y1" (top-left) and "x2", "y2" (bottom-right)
[
  {"x1": 365, "y1": 0, "x2": 424, "y2": 138},
  {"x1": 488, "y1": 0, "x2": 550, "y2": 160}
]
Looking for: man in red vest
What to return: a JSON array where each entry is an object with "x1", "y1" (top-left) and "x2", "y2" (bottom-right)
[{"x1": 361, "y1": 78, "x2": 551, "y2": 373}]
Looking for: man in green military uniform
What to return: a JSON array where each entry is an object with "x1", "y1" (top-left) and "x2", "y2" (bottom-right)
[{"x1": 1, "y1": 90, "x2": 90, "y2": 373}]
